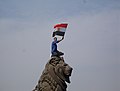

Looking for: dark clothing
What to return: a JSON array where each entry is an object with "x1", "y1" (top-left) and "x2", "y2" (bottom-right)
[
  {"x1": 51, "y1": 40, "x2": 64, "y2": 57},
  {"x1": 51, "y1": 41, "x2": 58, "y2": 54},
  {"x1": 51, "y1": 51, "x2": 64, "y2": 57}
]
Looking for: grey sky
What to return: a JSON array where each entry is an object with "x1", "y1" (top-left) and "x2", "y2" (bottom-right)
[{"x1": 0, "y1": 0, "x2": 120, "y2": 91}]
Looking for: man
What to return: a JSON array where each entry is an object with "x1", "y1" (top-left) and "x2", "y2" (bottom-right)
[{"x1": 51, "y1": 36, "x2": 64, "y2": 57}]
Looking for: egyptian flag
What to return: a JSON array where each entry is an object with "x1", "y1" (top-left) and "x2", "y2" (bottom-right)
[{"x1": 52, "y1": 23, "x2": 68, "y2": 37}]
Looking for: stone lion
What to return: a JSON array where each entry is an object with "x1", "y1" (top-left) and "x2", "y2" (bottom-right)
[{"x1": 33, "y1": 57, "x2": 73, "y2": 91}]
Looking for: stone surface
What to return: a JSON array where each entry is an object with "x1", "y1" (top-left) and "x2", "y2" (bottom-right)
[{"x1": 33, "y1": 57, "x2": 73, "y2": 91}]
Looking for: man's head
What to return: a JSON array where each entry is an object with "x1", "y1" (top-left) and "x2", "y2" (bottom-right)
[{"x1": 54, "y1": 37, "x2": 57, "y2": 42}]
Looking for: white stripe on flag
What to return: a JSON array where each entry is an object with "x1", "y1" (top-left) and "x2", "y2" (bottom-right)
[{"x1": 54, "y1": 27, "x2": 66, "y2": 32}]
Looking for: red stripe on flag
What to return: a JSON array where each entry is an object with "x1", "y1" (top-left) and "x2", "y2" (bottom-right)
[{"x1": 54, "y1": 23, "x2": 68, "y2": 28}]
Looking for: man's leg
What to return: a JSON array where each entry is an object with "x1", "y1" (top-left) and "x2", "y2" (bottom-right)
[
  {"x1": 57, "y1": 51, "x2": 64, "y2": 56},
  {"x1": 51, "y1": 51, "x2": 64, "y2": 57},
  {"x1": 51, "y1": 52, "x2": 58, "y2": 57}
]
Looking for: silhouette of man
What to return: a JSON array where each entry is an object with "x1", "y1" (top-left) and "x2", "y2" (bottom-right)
[{"x1": 51, "y1": 36, "x2": 64, "y2": 57}]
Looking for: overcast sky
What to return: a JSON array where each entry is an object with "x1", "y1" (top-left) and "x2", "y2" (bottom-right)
[{"x1": 0, "y1": 0, "x2": 120, "y2": 91}]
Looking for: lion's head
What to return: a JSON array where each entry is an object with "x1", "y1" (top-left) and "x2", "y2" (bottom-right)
[
  {"x1": 49, "y1": 57, "x2": 73, "y2": 83},
  {"x1": 33, "y1": 57, "x2": 73, "y2": 91}
]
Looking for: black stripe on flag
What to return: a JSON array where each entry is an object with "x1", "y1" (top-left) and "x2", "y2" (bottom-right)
[{"x1": 52, "y1": 31, "x2": 65, "y2": 37}]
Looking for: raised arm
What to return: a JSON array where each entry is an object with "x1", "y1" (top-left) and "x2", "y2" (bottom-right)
[{"x1": 57, "y1": 36, "x2": 64, "y2": 43}]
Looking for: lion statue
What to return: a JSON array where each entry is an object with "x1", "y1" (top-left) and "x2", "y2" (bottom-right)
[{"x1": 33, "y1": 57, "x2": 73, "y2": 91}]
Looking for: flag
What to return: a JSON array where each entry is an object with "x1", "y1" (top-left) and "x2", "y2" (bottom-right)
[{"x1": 52, "y1": 23, "x2": 68, "y2": 37}]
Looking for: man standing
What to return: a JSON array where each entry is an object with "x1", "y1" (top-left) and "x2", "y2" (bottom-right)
[{"x1": 51, "y1": 36, "x2": 64, "y2": 57}]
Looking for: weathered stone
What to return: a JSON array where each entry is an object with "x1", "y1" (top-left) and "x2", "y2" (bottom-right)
[{"x1": 33, "y1": 57, "x2": 73, "y2": 91}]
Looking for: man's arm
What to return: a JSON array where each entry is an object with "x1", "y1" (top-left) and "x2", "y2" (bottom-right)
[{"x1": 57, "y1": 36, "x2": 64, "y2": 43}]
